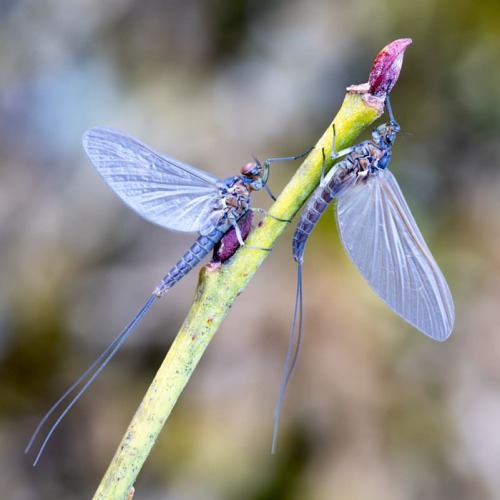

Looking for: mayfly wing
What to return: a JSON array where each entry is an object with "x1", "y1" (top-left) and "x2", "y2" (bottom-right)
[
  {"x1": 82, "y1": 127, "x2": 223, "y2": 233},
  {"x1": 28, "y1": 129, "x2": 229, "y2": 465},
  {"x1": 336, "y1": 169, "x2": 454, "y2": 341}
]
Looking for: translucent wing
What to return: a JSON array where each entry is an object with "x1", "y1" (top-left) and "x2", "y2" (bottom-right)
[
  {"x1": 336, "y1": 169, "x2": 454, "y2": 341},
  {"x1": 82, "y1": 127, "x2": 223, "y2": 233}
]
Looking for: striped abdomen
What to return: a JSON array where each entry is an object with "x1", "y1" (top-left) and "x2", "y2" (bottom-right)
[
  {"x1": 292, "y1": 164, "x2": 356, "y2": 264},
  {"x1": 154, "y1": 229, "x2": 223, "y2": 296}
]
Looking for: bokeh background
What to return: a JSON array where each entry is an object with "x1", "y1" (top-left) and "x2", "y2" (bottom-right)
[{"x1": 1, "y1": 0, "x2": 499, "y2": 498}]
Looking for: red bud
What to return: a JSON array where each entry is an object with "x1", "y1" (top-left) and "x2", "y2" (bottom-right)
[{"x1": 368, "y1": 38, "x2": 412, "y2": 97}]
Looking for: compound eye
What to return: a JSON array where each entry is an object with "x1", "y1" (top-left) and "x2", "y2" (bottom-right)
[{"x1": 241, "y1": 161, "x2": 260, "y2": 177}]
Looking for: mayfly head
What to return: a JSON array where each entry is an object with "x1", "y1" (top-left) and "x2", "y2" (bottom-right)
[{"x1": 240, "y1": 159, "x2": 267, "y2": 191}]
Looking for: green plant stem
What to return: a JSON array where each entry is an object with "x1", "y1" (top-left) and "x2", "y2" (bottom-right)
[{"x1": 93, "y1": 91, "x2": 382, "y2": 499}]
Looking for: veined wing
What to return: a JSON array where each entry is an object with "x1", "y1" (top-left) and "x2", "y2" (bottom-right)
[
  {"x1": 336, "y1": 169, "x2": 454, "y2": 341},
  {"x1": 82, "y1": 127, "x2": 223, "y2": 233}
]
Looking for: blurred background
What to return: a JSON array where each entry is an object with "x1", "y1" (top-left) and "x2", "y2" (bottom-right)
[{"x1": 1, "y1": 0, "x2": 499, "y2": 498}]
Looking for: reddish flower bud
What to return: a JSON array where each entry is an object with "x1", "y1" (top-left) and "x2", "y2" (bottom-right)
[{"x1": 368, "y1": 38, "x2": 412, "y2": 97}]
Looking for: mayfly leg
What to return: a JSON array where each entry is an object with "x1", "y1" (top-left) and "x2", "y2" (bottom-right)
[
  {"x1": 250, "y1": 207, "x2": 291, "y2": 223},
  {"x1": 263, "y1": 147, "x2": 314, "y2": 200},
  {"x1": 321, "y1": 125, "x2": 357, "y2": 181},
  {"x1": 229, "y1": 213, "x2": 276, "y2": 253},
  {"x1": 230, "y1": 146, "x2": 314, "y2": 253}
]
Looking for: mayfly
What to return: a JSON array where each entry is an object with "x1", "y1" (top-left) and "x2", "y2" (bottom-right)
[
  {"x1": 26, "y1": 126, "x2": 310, "y2": 465},
  {"x1": 272, "y1": 96, "x2": 454, "y2": 451}
]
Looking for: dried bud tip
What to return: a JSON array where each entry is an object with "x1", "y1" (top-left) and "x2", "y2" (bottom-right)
[
  {"x1": 369, "y1": 38, "x2": 412, "y2": 97},
  {"x1": 205, "y1": 261, "x2": 221, "y2": 272}
]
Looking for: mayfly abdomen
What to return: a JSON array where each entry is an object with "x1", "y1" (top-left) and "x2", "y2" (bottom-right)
[{"x1": 154, "y1": 232, "x2": 222, "y2": 296}]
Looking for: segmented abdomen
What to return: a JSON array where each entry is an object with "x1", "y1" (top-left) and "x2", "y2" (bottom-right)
[
  {"x1": 293, "y1": 165, "x2": 355, "y2": 264},
  {"x1": 154, "y1": 229, "x2": 223, "y2": 296}
]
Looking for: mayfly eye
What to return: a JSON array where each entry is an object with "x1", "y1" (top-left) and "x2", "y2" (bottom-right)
[{"x1": 241, "y1": 161, "x2": 259, "y2": 177}]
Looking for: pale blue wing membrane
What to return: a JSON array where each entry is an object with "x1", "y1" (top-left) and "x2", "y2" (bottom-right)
[
  {"x1": 82, "y1": 127, "x2": 223, "y2": 233},
  {"x1": 336, "y1": 169, "x2": 454, "y2": 341}
]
